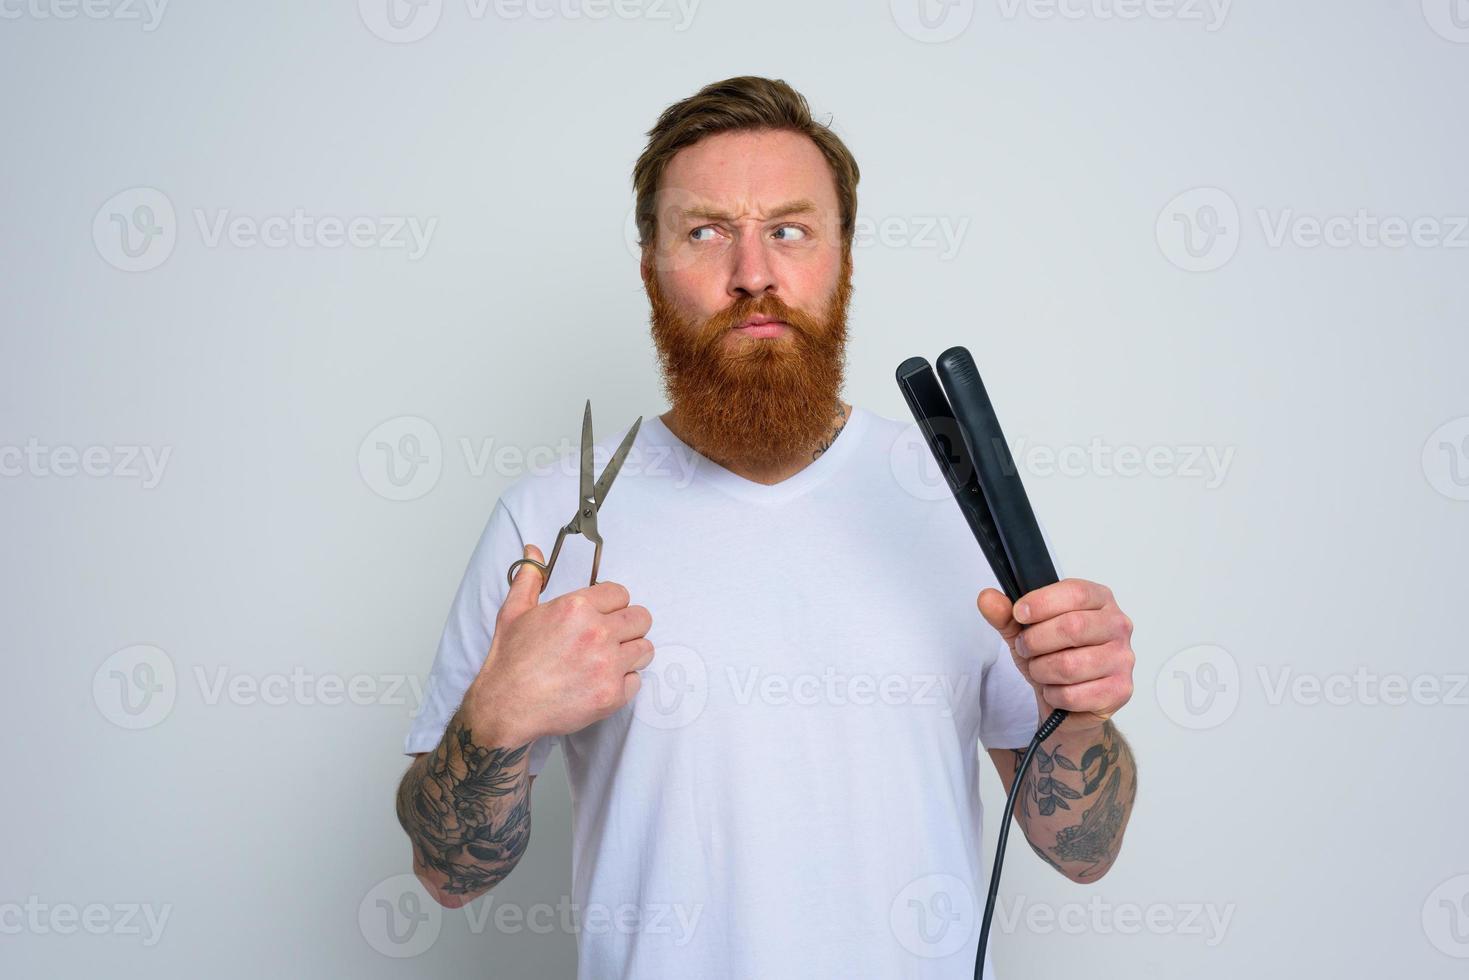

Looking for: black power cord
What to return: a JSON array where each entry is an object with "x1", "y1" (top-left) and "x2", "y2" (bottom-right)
[
  {"x1": 974, "y1": 707, "x2": 1067, "y2": 979},
  {"x1": 896, "y1": 347, "x2": 1073, "y2": 979}
]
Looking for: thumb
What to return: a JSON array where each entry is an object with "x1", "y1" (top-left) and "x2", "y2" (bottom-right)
[
  {"x1": 977, "y1": 588, "x2": 1022, "y2": 645},
  {"x1": 500, "y1": 544, "x2": 546, "y2": 621},
  {"x1": 978, "y1": 587, "x2": 1037, "y2": 691}
]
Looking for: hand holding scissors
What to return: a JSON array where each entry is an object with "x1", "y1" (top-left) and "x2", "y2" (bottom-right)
[{"x1": 506, "y1": 400, "x2": 642, "y2": 593}]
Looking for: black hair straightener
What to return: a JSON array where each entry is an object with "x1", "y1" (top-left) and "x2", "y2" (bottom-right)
[{"x1": 896, "y1": 346, "x2": 1069, "y2": 980}]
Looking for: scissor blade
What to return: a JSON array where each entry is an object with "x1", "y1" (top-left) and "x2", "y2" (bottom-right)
[
  {"x1": 579, "y1": 399, "x2": 595, "y2": 508},
  {"x1": 593, "y1": 416, "x2": 642, "y2": 511}
]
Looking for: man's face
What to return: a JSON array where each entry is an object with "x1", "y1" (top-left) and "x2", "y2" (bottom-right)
[{"x1": 642, "y1": 128, "x2": 853, "y2": 469}]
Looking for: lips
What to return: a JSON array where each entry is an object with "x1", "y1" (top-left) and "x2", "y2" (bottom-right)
[{"x1": 732, "y1": 317, "x2": 789, "y2": 339}]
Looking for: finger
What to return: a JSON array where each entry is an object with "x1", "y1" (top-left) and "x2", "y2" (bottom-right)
[
  {"x1": 501, "y1": 544, "x2": 546, "y2": 619},
  {"x1": 1017, "y1": 609, "x2": 1129, "y2": 657},
  {"x1": 583, "y1": 579, "x2": 631, "y2": 613},
  {"x1": 1013, "y1": 578, "x2": 1113, "y2": 625},
  {"x1": 622, "y1": 670, "x2": 643, "y2": 704},
  {"x1": 608, "y1": 604, "x2": 653, "y2": 642},
  {"x1": 621, "y1": 636, "x2": 655, "y2": 671},
  {"x1": 977, "y1": 588, "x2": 1022, "y2": 642},
  {"x1": 1038, "y1": 674, "x2": 1133, "y2": 717},
  {"x1": 1025, "y1": 643, "x2": 1128, "y2": 686}
]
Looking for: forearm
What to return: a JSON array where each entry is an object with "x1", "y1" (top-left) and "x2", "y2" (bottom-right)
[
  {"x1": 1009, "y1": 719, "x2": 1137, "y2": 882},
  {"x1": 395, "y1": 708, "x2": 533, "y2": 907}
]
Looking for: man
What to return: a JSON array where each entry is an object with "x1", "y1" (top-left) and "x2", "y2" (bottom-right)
[{"x1": 396, "y1": 75, "x2": 1138, "y2": 979}]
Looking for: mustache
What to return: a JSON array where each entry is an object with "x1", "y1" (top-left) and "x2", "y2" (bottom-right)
[{"x1": 701, "y1": 295, "x2": 818, "y2": 337}]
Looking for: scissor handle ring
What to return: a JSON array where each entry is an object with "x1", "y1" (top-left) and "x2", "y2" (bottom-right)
[{"x1": 506, "y1": 557, "x2": 550, "y2": 593}]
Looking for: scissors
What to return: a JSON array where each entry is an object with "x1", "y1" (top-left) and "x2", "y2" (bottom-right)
[{"x1": 505, "y1": 399, "x2": 642, "y2": 593}]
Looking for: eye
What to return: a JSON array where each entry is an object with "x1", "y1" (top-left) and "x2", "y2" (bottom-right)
[
  {"x1": 773, "y1": 224, "x2": 808, "y2": 241},
  {"x1": 689, "y1": 226, "x2": 719, "y2": 243}
]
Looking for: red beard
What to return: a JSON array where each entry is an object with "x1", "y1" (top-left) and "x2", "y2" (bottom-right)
[{"x1": 645, "y1": 251, "x2": 854, "y2": 469}]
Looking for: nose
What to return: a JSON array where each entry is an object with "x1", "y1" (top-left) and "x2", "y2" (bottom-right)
[{"x1": 727, "y1": 229, "x2": 776, "y2": 301}]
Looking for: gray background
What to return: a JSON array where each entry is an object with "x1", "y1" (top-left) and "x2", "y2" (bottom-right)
[{"x1": 3, "y1": 0, "x2": 1467, "y2": 977}]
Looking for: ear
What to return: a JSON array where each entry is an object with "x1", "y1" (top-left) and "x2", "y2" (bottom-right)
[{"x1": 640, "y1": 245, "x2": 654, "y2": 289}]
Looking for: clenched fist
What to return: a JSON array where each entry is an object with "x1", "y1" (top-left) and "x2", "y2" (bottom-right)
[
  {"x1": 461, "y1": 544, "x2": 655, "y2": 749},
  {"x1": 978, "y1": 577, "x2": 1135, "y2": 733}
]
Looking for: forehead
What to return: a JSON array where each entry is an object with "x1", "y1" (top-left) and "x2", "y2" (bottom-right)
[{"x1": 658, "y1": 129, "x2": 839, "y2": 217}]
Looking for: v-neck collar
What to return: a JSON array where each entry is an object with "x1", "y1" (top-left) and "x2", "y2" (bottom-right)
[{"x1": 645, "y1": 407, "x2": 870, "y2": 505}]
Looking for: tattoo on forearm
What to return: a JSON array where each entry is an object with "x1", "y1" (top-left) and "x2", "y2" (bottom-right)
[
  {"x1": 396, "y1": 719, "x2": 531, "y2": 896},
  {"x1": 1010, "y1": 722, "x2": 1136, "y2": 879}
]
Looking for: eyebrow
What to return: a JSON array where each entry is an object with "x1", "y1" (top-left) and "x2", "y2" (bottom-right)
[{"x1": 678, "y1": 199, "x2": 820, "y2": 224}]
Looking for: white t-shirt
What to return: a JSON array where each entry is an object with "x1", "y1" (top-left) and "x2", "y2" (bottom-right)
[{"x1": 405, "y1": 405, "x2": 1044, "y2": 979}]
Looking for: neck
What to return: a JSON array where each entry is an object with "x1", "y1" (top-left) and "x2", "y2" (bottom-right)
[{"x1": 661, "y1": 400, "x2": 853, "y2": 486}]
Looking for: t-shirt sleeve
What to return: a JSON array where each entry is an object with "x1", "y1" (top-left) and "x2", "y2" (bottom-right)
[
  {"x1": 977, "y1": 513, "x2": 1066, "y2": 750},
  {"x1": 404, "y1": 497, "x2": 558, "y2": 776}
]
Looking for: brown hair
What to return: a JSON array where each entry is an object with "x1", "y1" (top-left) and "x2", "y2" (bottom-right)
[{"x1": 631, "y1": 76, "x2": 861, "y2": 255}]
